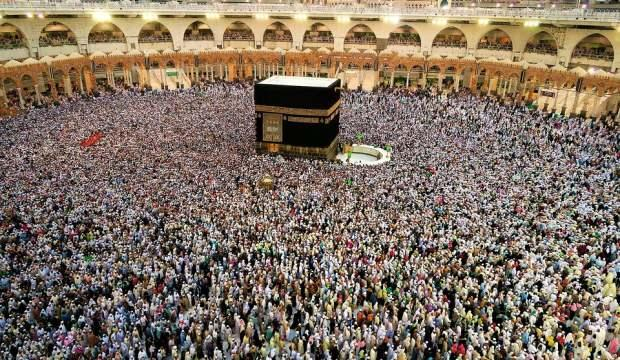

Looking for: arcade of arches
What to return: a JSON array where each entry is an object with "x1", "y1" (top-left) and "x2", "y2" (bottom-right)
[{"x1": 1, "y1": 18, "x2": 620, "y2": 120}]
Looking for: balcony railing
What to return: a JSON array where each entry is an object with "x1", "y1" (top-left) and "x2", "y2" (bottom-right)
[
  {"x1": 388, "y1": 38, "x2": 421, "y2": 46},
  {"x1": 344, "y1": 37, "x2": 377, "y2": 45},
  {"x1": 263, "y1": 33, "x2": 293, "y2": 42},
  {"x1": 88, "y1": 34, "x2": 127, "y2": 43},
  {"x1": 524, "y1": 45, "x2": 557, "y2": 55},
  {"x1": 138, "y1": 35, "x2": 173, "y2": 43},
  {"x1": 432, "y1": 41, "x2": 467, "y2": 48},
  {"x1": 223, "y1": 33, "x2": 255, "y2": 41},
  {"x1": 184, "y1": 34, "x2": 215, "y2": 41},
  {"x1": 477, "y1": 43, "x2": 512, "y2": 51},
  {"x1": 39, "y1": 36, "x2": 77, "y2": 47},
  {"x1": 303, "y1": 36, "x2": 335, "y2": 43},
  {"x1": 0, "y1": 38, "x2": 26, "y2": 49},
  {"x1": 0, "y1": 2, "x2": 618, "y2": 22},
  {"x1": 571, "y1": 49, "x2": 614, "y2": 61}
]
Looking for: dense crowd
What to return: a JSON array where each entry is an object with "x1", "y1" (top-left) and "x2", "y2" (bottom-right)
[{"x1": 0, "y1": 82, "x2": 618, "y2": 359}]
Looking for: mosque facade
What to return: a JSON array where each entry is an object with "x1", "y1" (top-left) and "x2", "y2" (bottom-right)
[{"x1": 0, "y1": 2, "x2": 619, "y2": 119}]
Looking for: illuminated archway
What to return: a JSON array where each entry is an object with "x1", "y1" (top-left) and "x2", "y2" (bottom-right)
[
  {"x1": 39, "y1": 22, "x2": 77, "y2": 47},
  {"x1": 477, "y1": 29, "x2": 512, "y2": 51},
  {"x1": 184, "y1": 21, "x2": 214, "y2": 42},
  {"x1": 138, "y1": 22, "x2": 172, "y2": 43},
  {"x1": 388, "y1": 25, "x2": 420, "y2": 46},
  {"x1": 0, "y1": 23, "x2": 27, "y2": 49},
  {"x1": 88, "y1": 23, "x2": 126, "y2": 44},
  {"x1": 303, "y1": 23, "x2": 334, "y2": 47},
  {"x1": 344, "y1": 25, "x2": 376, "y2": 46},
  {"x1": 263, "y1": 22, "x2": 292, "y2": 44}
]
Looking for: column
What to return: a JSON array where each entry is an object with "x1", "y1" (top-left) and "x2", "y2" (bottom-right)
[
  {"x1": 405, "y1": 72, "x2": 410, "y2": 88},
  {"x1": 16, "y1": 88, "x2": 24, "y2": 108},
  {"x1": 0, "y1": 86, "x2": 8, "y2": 107},
  {"x1": 552, "y1": 86, "x2": 559, "y2": 113},
  {"x1": 253, "y1": 64, "x2": 257, "y2": 80},
  {"x1": 454, "y1": 74, "x2": 460, "y2": 92},
  {"x1": 63, "y1": 75, "x2": 73, "y2": 97},
  {"x1": 390, "y1": 70, "x2": 394, "y2": 87},
  {"x1": 78, "y1": 74, "x2": 84, "y2": 93},
  {"x1": 34, "y1": 84, "x2": 41, "y2": 105},
  {"x1": 358, "y1": 69, "x2": 362, "y2": 89},
  {"x1": 49, "y1": 80, "x2": 58, "y2": 100},
  {"x1": 521, "y1": 80, "x2": 529, "y2": 100}
]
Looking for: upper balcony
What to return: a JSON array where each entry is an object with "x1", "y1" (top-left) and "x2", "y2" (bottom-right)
[{"x1": 0, "y1": 1, "x2": 619, "y2": 25}]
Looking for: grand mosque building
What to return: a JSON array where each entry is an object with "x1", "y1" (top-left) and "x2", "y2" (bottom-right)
[{"x1": 0, "y1": 1, "x2": 619, "y2": 119}]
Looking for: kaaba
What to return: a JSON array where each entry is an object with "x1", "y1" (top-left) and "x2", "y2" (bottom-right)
[{"x1": 255, "y1": 76, "x2": 341, "y2": 160}]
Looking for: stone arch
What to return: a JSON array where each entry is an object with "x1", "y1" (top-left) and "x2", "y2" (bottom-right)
[
  {"x1": 523, "y1": 31, "x2": 558, "y2": 55},
  {"x1": 138, "y1": 22, "x2": 172, "y2": 43},
  {"x1": 39, "y1": 21, "x2": 77, "y2": 47},
  {"x1": 344, "y1": 24, "x2": 377, "y2": 45},
  {"x1": 184, "y1": 21, "x2": 214, "y2": 42},
  {"x1": 0, "y1": 23, "x2": 28, "y2": 49},
  {"x1": 432, "y1": 27, "x2": 467, "y2": 48},
  {"x1": 263, "y1": 22, "x2": 293, "y2": 44},
  {"x1": 570, "y1": 33, "x2": 614, "y2": 63},
  {"x1": 477, "y1": 28, "x2": 512, "y2": 51},
  {"x1": 88, "y1": 22, "x2": 126, "y2": 44},
  {"x1": 388, "y1": 25, "x2": 421, "y2": 46},
  {"x1": 224, "y1": 21, "x2": 255, "y2": 42},
  {"x1": 303, "y1": 22, "x2": 334, "y2": 47},
  {"x1": 3, "y1": 77, "x2": 20, "y2": 105}
]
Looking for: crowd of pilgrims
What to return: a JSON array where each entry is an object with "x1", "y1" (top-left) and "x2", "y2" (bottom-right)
[{"x1": 0, "y1": 81, "x2": 618, "y2": 360}]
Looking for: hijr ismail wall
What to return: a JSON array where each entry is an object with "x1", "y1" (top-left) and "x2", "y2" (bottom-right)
[{"x1": 0, "y1": 3, "x2": 619, "y2": 121}]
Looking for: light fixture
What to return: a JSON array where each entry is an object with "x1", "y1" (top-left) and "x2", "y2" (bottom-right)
[
  {"x1": 431, "y1": 18, "x2": 448, "y2": 25},
  {"x1": 336, "y1": 15, "x2": 350, "y2": 23},
  {"x1": 588, "y1": 67, "x2": 596, "y2": 74},
  {"x1": 294, "y1": 13, "x2": 308, "y2": 21},
  {"x1": 206, "y1": 13, "x2": 220, "y2": 20},
  {"x1": 383, "y1": 15, "x2": 399, "y2": 24},
  {"x1": 536, "y1": 3, "x2": 541, "y2": 7},
  {"x1": 509, "y1": 3, "x2": 514, "y2": 7},
  {"x1": 92, "y1": 11, "x2": 111, "y2": 22},
  {"x1": 524, "y1": 20, "x2": 540, "y2": 27},
  {"x1": 37, "y1": 13, "x2": 44, "y2": 19},
  {"x1": 25, "y1": 12, "x2": 33, "y2": 18},
  {"x1": 478, "y1": 18, "x2": 489, "y2": 25},
  {"x1": 142, "y1": 12, "x2": 158, "y2": 21},
  {"x1": 581, "y1": 4, "x2": 587, "y2": 8},
  {"x1": 551, "y1": 3, "x2": 556, "y2": 8},
  {"x1": 255, "y1": 13, "x2": 269, "y2": 20}
]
